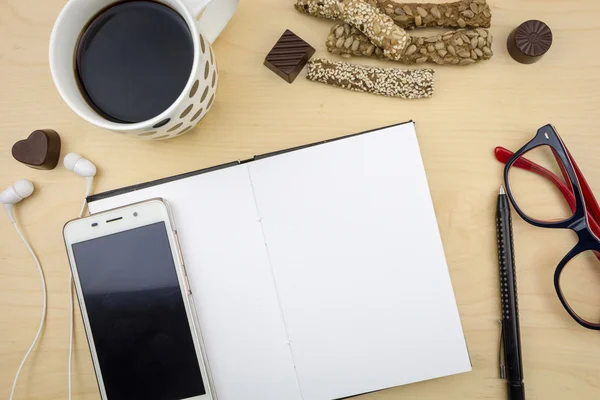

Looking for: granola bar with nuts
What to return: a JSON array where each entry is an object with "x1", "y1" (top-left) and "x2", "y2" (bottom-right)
[
  {"x1": 327, "y1": 23, "x2": 493, "y2": 65},
  {"x1": 378, "y1": 0, "x2": 491, "y2": 29},
  {"x1": 295, "y1": 0, "x2": 491, "y2": 29},
  {"x1": 337, "y1": 0, "x2": 409, "y2": 61},
  {"x1": 306, "y1": 58, "x2": 434, "y2": 99}
]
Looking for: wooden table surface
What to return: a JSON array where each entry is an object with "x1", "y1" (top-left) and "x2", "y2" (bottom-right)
[{"x1": 2, "y1": 0, "x2": 600, "y2": 399}]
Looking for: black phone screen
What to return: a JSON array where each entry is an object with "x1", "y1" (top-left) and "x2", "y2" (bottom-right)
[{"x1": 71, "y1": 221, "x2": 206, "y2": 400}]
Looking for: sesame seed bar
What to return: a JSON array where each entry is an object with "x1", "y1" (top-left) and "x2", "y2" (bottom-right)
[
  {"x1": 306, "y1": 58, "x2": 434, "y2": 99},
  {"x1": 295, "y1": 0, "x2": 341, "y2": 20},
  {"x1": 337, "y1": 0, "x2": 409, "y2": 61},
  {"x1": 295, "y1": 0, "x2": 491, "y2": 30},
  {"x1": 327, "y1": 23, "x2": 493, "y2": 65}
]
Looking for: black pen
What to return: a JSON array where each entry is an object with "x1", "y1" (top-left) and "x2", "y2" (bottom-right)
[{"x1": 496, "y1": 186, "x2": 525, "y2": 400}]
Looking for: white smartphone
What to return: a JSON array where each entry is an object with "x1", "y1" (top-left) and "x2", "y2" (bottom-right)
[{"x1": 63, "y1": 198, "x2": 215, "y2": 400}]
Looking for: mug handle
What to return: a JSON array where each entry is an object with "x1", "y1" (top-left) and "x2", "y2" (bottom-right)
[{"x1": 180, "y1": 0, "x2": 239, "y2": 43}]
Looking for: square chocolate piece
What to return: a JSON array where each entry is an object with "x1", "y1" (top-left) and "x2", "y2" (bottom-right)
[{"x1": 264, "y1": 29, "x2": 315, "y2": 83}]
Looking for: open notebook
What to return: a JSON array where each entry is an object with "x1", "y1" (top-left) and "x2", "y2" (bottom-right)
[{"x1": 87, "y1": 122, "x2": 471, "y2": 400}]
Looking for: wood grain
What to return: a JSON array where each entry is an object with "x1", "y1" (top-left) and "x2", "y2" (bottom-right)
[{"x1": 2, "y1": 0, "x2": 600, "y2": 399}]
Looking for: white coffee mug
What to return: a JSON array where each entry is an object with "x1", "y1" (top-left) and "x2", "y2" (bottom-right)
[{"x1": 50, "y1": 0, "x2": 238, "y2": 140}]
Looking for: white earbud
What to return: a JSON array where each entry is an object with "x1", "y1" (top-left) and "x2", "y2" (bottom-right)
[
  {"x1": 63, "y1": 153, "x2": 97, "y2": 178},
  {"x1": 63, "y1": 153, "x2": 97, "y2": 199},
  {"x1": 1, "y1": 179, "x2": 34, "y2": 224}
]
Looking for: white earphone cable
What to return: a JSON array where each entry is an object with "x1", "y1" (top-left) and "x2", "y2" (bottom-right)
[
  {"x1": 9, "y1": 222, "x2": 48, "y2": 400},
  {"x1": 68, "y1": 192, "x2": 90, "y2": 400},
  {"x1": 78, "y1": 199, "x2": 87, "y2": 220}
]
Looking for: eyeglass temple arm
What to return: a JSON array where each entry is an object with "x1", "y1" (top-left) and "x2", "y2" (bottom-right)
[
  {"x1": 564, "y1": 148, "x2": 600, "y2": 228},
  {"x1": 494, "y1": 147, "x2": 600, "y2": 239},
  {"x1": 552, "y1": 148, "x2": 600, "y2": 226},
  {"x1": 548, "y1": 145, "x2": 600, "y2": 227},
  {"x1": 552, "y1": 145, "x2": 600, "y2": 232}
]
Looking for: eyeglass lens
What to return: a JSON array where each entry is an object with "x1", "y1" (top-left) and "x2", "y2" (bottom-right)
[
  {"x1": 507, "y1": 144, "x2": 575, "y2": 223},
  {"x1": 559, "y1": 250, "x2": 600, "y2": 325}
]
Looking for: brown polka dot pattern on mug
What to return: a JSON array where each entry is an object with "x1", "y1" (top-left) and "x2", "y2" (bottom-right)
[
  {"x1": 200, "y1": 87, "x2": 209, "y2": 103},
  {"x1": 153, "y1": 118, "x2": 170, "y2": 128},
  {"x1": 134, "y1": 33, "x2": 216, "y2": 140},
  {"x1": 189, "y1": 80, "x2": 199, "y2": 97},
  {"x1": 200, "y1": 35, "x2": 206, "y2": 54},
  {"x1": 180, "y1": 104, "x2": 193, "y2": 118},
  {"x1": 190, "y1": 108, "x2": 203, "y2": 122},
  {"x1": 167, "y1": 122, "x2": 183, "y2": 133},
  {"x1": 177, "y1": 126, "x2": 193, "y2": 136}
]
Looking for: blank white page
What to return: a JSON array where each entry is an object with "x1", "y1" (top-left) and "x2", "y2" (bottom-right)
[
  {"x1": 247, "y1": 123, "x2": 471, "y2": 400},
  {"x1": 88, "y1": 165, "x2": 302, "y2": 400}
]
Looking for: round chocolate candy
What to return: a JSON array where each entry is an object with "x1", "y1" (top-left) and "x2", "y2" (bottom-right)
[{"x1": 507, "y1": 20, "x2": 553, "y2": 64}]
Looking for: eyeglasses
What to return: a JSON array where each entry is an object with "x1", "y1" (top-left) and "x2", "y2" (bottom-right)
[{"x1": 496, "y1": 124, "x2": 600, "y2": 330}]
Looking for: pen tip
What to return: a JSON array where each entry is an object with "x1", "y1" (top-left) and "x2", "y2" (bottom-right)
[{"x1": 499, "y1": 185, "x2": 505, "y2": 195}]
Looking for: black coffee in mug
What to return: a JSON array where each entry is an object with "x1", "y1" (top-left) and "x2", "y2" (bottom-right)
[{"x1": 75, "y1": 1, "x2": 194, "y2": 123}]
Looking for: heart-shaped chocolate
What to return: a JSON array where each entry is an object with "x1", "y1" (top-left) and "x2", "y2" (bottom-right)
[{"x1": 12, "y1": 129, "x2": 61, "y2": 170}]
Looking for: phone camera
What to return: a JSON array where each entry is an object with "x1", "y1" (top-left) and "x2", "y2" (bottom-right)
[{"x1": 133, "y1": 212, "x2": 138, "y2": 217}]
